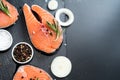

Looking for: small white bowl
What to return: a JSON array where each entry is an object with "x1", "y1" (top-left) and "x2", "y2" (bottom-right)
[
  {"x1": 0, "y1": 29, "x2": 13, "y2": 51},
  {"x1": 12, "y1": 42, "x2": 34, "y2": 64}
]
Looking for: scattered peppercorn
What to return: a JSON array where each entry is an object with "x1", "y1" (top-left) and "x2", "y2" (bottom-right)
[
  {"x1": 34, "y1": 76, "x2": 36, "y2": 78},
  {"x1": 46, "y1": 29, "x2": 49, "y2": 32},
  {"x1": 40, "y1": 70, "x2": 42, "y2": 73},
  {"x1": 29, "y1": 77, "x2": 40, "y2": 80},
  {"x1": 49, "y1": 32, "x2": 53, "y2": 36},
  {"x1": 21, "y1": 76, "x2": 24, "y2": 79}
]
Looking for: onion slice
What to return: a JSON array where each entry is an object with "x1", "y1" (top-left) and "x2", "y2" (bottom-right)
[
  {"x1": 51, "y1": 56, "x2": 72, "y2": 78},
  {"x1": 48, "y1": 0, "x2": 58, "y2": 10}
]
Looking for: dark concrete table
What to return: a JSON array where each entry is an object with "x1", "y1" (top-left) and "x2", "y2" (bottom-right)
[{"x1": 0, "y1": 0, "x2": 120, "y2": 80}]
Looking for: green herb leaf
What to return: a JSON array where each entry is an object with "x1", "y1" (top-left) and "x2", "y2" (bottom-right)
[
  {"x1": 46, "y1": 21, "x2": 56, "y2": 32},
  {"x1": 0, "y1": 0, "x2": 11, "y2": 17},
  {"x1": 53, "y1": 19, "x2": 57, "y2": 29},
  {"x1": 46, "y1": 19, "x2": 62, "y2": 40}
]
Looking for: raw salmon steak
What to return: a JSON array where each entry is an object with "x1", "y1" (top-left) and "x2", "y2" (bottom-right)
[
  {"x1": 23, "y1": 4, "x2": 63, "y2": 53},
  {"x1": 13, "y1": 65, "x2": 53, "y2": 80},
  {"x1": 0, "y1": 0, "x2": 19, "y2": 28}
]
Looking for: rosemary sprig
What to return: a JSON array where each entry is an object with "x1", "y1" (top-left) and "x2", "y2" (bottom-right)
[
  {"x1": 53, "y1": 19, "x2": 61, "y2": 40},
  {"x1": 47, "y1": 21, "x2": 56, "y2": 32},
  {"x1": 46, "y1": 19, "x2": 62, "y2": 40},
  {"x1": 0, "y1": 0, "x2": 11, "y2": 17}
]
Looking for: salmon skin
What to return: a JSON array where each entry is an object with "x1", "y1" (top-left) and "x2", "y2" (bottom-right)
[
  {"x1": 13, "y1": 65, "x2": 53, "y2": 80},
  {"x1": 0, "y1": 0, "x2": 19, "y2": 28},
  {"x1": 23, "y1": 4, "x2": 63, "y2": 54}
]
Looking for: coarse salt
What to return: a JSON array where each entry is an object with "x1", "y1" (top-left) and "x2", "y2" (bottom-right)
[{"x1": 0, "y1": 29, "x2": 13, "y2": 51}]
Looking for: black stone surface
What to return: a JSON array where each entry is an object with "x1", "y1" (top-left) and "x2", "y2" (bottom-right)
[{"x1": 0, "y1": 0, "x2": 120, "y2": 80}]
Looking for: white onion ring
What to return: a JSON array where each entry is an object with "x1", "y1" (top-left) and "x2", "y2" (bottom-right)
[{"x1": 55, "y1": 8, "x2": 74, "y2": 26}]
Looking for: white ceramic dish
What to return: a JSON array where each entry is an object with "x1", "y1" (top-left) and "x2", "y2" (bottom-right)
[
  {"x1": 0, "y1": 29, "x2": 13, "y2": 51},
  {"x1": 11, "y1": 42, "x2": 34, "y2": 64}
]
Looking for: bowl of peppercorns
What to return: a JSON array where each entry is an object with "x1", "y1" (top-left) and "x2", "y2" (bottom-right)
[{"x1": 12, "y1": 42, "x2": 34, "y2": 64}]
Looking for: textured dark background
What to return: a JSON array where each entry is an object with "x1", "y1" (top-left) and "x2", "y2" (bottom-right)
[{"x1": 0, "y1": 0, "x2": 120, "y2": 80}]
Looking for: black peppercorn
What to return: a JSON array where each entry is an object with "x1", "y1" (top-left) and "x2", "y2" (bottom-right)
[
  {"x1": 13, "y1": 43, "x2": 32, "y2": 62},
  {"x1": 21, "y1": 76, "x2": 24, "y2": 79}
]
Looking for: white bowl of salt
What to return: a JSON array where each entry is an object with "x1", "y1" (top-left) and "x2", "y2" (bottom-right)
[{"x1": 0, "y1": 29, "x2": 13, "y2": 51}]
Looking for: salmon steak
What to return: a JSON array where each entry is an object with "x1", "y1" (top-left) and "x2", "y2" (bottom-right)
[
  {"x1": 23, "y1": 4, "x2": 63, "y2": 53},
  {"x1": 13, "y1": 65, "x2": 53, "y2": 80},
  {"x1": 0, "y1": 0, "x2": 19, "y2": 28}
]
